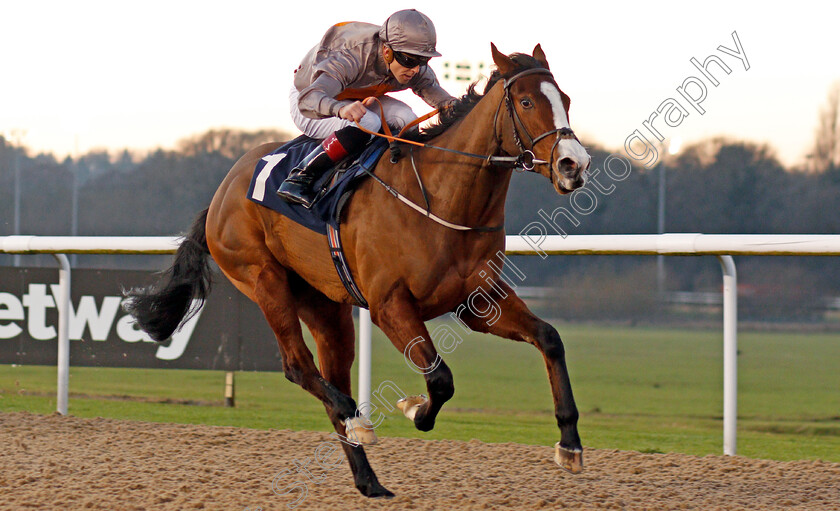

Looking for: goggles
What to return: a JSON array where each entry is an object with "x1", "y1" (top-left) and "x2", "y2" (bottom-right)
[{"x1": 391, "y1": 50, "x2": 431, "y2": 69}]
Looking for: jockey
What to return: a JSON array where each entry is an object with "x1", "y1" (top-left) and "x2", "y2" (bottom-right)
[{"x1": 277, "y1": 9, "x2": 455, "y2": 208}]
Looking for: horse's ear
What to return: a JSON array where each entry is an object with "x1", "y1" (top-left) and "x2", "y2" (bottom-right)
[
  {"x1": 532, "y1": 44, "x2": 550, "y2": 70},
  {"x1": 491, "y1": 42, "x2": 516, "y2": 75}
]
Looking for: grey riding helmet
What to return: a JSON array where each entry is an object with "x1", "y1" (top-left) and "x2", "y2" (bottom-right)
[{"x1": 379, "y1": 9, "x2": 442, "y2": 58}]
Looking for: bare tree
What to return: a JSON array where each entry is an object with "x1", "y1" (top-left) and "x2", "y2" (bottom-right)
[
  {"x1": 176, "y1": 128, "x2": 294, "y2": 159},
  {"x1": 809, "y1": 81, "x2": 840, "y2": 172}
]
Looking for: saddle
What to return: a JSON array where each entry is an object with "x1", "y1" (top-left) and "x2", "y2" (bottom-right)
[
  {"x1": 248, "y1": 135, "x2": 388, "y2": 234},
  {"x1": 248, "y1": 135, "x2": 389, "y2": 307}
]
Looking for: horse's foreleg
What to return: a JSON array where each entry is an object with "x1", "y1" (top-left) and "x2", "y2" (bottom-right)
[
  {"x1": 456, "y1": 280, "x2": 583, "y2": 473},
  {"x1": 296, "y1": 288, "x2": 392, "y2": 498},
  {"x1": 372, "y1": 290, "x2": 454, "y2": 432}
]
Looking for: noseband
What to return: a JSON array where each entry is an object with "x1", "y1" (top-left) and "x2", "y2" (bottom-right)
[{"x1": 495, "y1": 67, "x2": 579, "y2": 171}]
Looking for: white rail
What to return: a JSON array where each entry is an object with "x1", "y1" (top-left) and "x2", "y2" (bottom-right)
[
  {"x1": 0, "y1": 235, "x2": 181, "y2": 254},
  {"x1": 3, "y1": 233, "x2": 840, "y2": 455},
  {"x1": 505, "y1": 233, "x2": 840, "y2": 256}
]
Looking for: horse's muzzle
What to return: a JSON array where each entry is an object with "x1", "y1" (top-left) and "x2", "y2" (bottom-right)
[
  {"x1": 550, "y1": 136, "x2": 591, "y2": 194},
  {"x1": 553, "y1": 156, "x2": 588, "y2": 194}
]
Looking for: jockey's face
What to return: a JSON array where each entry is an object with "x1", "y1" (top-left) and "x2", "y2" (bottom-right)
[
  {"x1": 389, "y1": 59, "x2": 419, "y2": 84},
  {"x1": 384, "y1": 46, "x2": 424, "y2": 84}
]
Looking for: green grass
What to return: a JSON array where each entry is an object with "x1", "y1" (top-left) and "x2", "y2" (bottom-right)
[{"x1": 2, "y1": 323, "x2": 839, "y2": 463}]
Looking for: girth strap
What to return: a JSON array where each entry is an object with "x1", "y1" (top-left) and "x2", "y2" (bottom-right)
[{"x1": 326, "y1": 221, "x2": 369, "y2": 309}]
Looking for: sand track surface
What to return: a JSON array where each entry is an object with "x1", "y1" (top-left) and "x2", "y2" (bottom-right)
[{"x1": 1, "y1": 412, "x2": 838, "y2": 510}]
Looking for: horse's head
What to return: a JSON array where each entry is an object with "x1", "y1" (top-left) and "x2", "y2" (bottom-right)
[{"x1": 491, "y1": 43, "x2": 591, "y2": 194}]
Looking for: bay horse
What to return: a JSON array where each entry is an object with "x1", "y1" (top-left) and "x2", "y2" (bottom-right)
[{"x1": 125, "y1": 43, "x2": 591, "y2": 498}]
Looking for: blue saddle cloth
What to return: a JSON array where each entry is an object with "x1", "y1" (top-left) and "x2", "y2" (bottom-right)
[{"x1": 247, "y1": 136, "x2": 389, "y2": 234}]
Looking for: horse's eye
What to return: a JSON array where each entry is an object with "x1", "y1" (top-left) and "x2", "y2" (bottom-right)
[{"x1": 520, "y1": 97, "x2": 533, "y2": 109}]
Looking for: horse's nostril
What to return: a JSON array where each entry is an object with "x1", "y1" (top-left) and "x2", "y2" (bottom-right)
[{"x1": 559, "y1": 158, "x2": 578, "y2": 171}]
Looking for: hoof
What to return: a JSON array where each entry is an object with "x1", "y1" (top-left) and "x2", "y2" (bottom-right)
[
  {"x1": 358, "y1": 481, "x2": 395, "y2": 499},
  {"x1": 371, "y1": 487, "x2": 396, "y2": 499},
  {"x1": 342, "y1": 417, "x2": 378, "y2": 445},
  {"x1": 554, "y1": 442, "x2": 584, "y2": 474},
  {"x1": 396, "y1": 395, "x2": 428, "y2": 421}
]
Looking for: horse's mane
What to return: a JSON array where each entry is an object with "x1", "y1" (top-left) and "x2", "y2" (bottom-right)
[{"x1": 417, "y1": 53, "x2": 547, "y2": 142}]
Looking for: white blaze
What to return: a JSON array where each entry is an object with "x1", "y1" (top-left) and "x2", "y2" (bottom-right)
[
  {"x1": 539, "y1": 82, "x2": 590, "y2": 169},
  {"x1": 540, "y1": 82, "x2": 571, "y2": 129}
]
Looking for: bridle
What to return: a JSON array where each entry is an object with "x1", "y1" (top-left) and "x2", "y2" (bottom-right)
[
  {"x1": 494, "y1": 67, "x2": 580, "y2": 172},
  {"x1": 356, "y1": 66, "x2": 574, "y2": 172},
  {"x1": 353, "y1": 66, "x2": 580, "y2": 232}
]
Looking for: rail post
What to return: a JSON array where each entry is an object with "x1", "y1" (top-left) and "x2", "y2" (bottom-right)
[
  {"x1": 358, "y1": 308, "x2": 373, "y2": 418},
  {"x1": 54, "y1": 254, "x2": 71, "y2": 415},
  {"x1": 718, "y1": 255, "x2": 738, "y2": 455}
]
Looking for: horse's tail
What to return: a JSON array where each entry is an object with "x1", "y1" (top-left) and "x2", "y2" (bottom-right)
[{"x1": 123, "y1": 208, "x2": 213, "y2": 342}]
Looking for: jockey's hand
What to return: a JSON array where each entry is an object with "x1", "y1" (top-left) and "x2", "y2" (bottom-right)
[
  {"x1": 438, "y1": 98, "x2": 458, "y2": 118},
  {"x1": 338, "y1": 101, "x2": 369, "y2": 123}
]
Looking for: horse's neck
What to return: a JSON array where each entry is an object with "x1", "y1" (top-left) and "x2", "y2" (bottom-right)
[{"x1": 403, "y1": 84, "x2": 513, "y2": 227}]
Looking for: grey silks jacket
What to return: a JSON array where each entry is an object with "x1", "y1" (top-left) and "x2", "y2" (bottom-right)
[{"x1": 293, "y1": 21, "x2": 454, "y2": 119}]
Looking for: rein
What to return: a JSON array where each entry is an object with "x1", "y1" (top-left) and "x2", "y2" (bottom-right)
[
  {"x1": 354, "y1": 145, "x2": 503, "y2": 232},
  {"x1": 353, "y1": 67, "x2": 570, "y2": 233},
  {"x1": 354, "y1": 104, "x2": 542, "y2": 171}
]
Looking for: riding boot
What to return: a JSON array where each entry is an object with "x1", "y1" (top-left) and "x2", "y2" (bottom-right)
[
  {"x1": 276, "y1": 145, "x2": 333, "y2": 208},
  {"x1": 276, "y1": 126, "x2": 369, "y2": 208}
]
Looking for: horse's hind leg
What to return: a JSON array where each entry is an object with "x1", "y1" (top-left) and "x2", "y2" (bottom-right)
[
  {"x1": 245, "y1": 263, "x2": 391, "y2": 498},
  {"x1": 295, "y1": 285, "x2": 393, "y2": 498},
  {"x1": 371, "y1": 288, "x2": 454, "y2": 432}
]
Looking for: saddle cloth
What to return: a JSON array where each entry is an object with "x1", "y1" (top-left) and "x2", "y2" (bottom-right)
[{"x1": 247, "y1": 135, "x2": 388, "y2": 234}]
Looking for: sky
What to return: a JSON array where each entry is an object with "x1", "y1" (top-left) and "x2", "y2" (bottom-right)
[{"x1": 1, "y1": 1, "x2": 838, "y2": 167}]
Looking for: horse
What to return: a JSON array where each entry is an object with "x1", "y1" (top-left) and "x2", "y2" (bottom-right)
[{"x1": 124, "y1": 43, "x2": 591, "y2": 498}]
